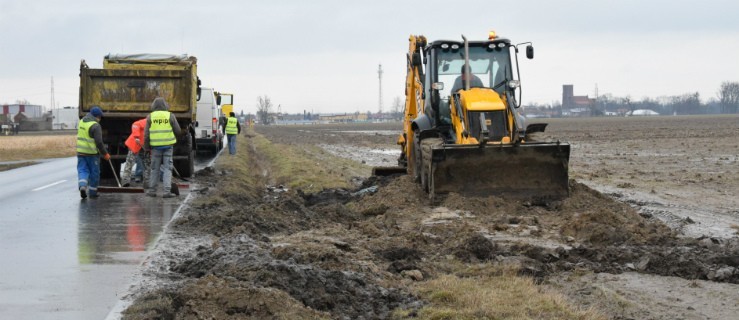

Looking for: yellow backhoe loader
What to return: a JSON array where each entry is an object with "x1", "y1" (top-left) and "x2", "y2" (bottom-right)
[{"x1": 374, "y1": 32, "x2": 570, "y2": 201}]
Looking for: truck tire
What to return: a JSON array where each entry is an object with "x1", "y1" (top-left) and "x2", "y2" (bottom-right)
[
  {"x1": 175, "y1": 133, "x2": 195, "y2": 177},
  {"x1": 175, "y1": 149, "x2": 194, "y2": 177}
]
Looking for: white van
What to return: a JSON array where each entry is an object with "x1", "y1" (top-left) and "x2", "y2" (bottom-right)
[{"x1": 195, "y1": 87, "x2": 223, "y2": 154}]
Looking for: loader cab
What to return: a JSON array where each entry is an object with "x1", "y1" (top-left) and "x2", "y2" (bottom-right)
[{"x1": 423, "y1": 39, "x2": 516, "y2": 142}]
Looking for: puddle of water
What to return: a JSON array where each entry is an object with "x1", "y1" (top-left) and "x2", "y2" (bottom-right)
[
  {"x1": 586, "y1": 182, "x2": 739, "y2": 238},
  {"x1": 318, "y1": 144, "x2": 400, "y2": 167}
]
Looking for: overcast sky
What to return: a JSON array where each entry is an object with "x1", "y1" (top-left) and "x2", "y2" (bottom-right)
[{"x1": 1, "y1": 0, "x2": 738, "y2": 114}]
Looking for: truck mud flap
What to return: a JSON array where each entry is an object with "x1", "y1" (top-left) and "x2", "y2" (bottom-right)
[{"x1": 429, "y1": 142, "x2": 570, "y2": 201}]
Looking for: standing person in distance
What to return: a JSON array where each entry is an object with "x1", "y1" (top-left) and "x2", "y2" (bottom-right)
[
  {"x1": 144, "y1": 97, "x2": 182, "y2": 198},
  {"x1": 76, "y1": 106, "x2": 110, "y2": 199},
  {"x1": 225, "y1": 112, "x2": 241, "y2": 155}
]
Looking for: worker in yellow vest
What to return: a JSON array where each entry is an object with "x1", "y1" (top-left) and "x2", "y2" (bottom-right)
[
  {"x1": 143, "y1": 97, "x2": 182, "y2": 198},
  {"x1": 76, "y1": 106, "x2": 110, "y2": 199},
  {"x1": 225, "y1": 112, "x2": 241, "y2": 155}
]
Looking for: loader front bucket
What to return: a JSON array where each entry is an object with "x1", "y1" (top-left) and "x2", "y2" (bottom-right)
[{"x1": 429, "y1": 142, "x2": 570, "y2": 200}]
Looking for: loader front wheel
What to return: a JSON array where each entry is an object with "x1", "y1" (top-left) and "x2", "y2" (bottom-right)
[
  {"x1": 428, "y1": 165, "x2": 435, "y2": 202},
  {"x1": 421, "y1": 163, "x2": 429, "y2": 193},
  {"x1": 412, "y1": 133, "x2": 423, "y2": 183},
  {"x1": 420, "y1": 138, "x2": 443, "y2": 195}
]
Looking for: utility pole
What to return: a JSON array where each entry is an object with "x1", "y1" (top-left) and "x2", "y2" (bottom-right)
[
  {"x1": 378, "y1": 64, "x2": 383, "y2": 114},
  {"x1": 594, "y1": 83, "x2": 599, "y2": 115},
  {"x1": 50, "y1": 76, "x2": 56, "y2": 129}
]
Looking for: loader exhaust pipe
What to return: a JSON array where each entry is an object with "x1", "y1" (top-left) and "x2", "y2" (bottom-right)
[{"x1": 462, "y1": 34, "x2": 470, "y2": 92}]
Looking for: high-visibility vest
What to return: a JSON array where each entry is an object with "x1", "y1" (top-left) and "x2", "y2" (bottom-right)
[
  {"x1": 76, "y1": 119, "x2": 98, "y2": 155},
  {"x1": 149, "y1": 111, "x2": 176, "y2": 146},
  {"x1": 225, "y1": 117, "x2": 238, "y2": 135},
  {"x1": 125, "y1": 118, "x2": 147, "y2": 153}
]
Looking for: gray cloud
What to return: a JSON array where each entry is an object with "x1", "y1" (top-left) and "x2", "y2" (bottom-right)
[{"x1": 1, "y1": 0, "x2": 738, "y2": 112}]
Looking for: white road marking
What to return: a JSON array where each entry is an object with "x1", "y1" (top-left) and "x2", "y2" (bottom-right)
[{"x1": 32, "y1": 180, "x2": 67, "y2": 191}]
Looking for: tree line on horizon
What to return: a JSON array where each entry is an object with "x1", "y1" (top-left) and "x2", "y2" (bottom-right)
[{"x1": 525, "y1": 81, "x2": 739, "y2": 116}]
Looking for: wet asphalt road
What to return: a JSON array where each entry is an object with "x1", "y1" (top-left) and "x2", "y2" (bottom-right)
[{"x1": 0, "y1": 153, "x2": 216, "y2": 320}]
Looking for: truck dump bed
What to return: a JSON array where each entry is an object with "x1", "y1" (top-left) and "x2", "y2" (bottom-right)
[{"x1": 79, "y1": 54, "x2": 198, "y2": 117}]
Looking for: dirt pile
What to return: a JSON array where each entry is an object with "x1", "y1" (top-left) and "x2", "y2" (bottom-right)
[
  {"x1": 125, "y1": 176, "x2": 739, "y2": 318},
  {"x1": 124, "y1": 121, "x2": 739, "y2": 319}
]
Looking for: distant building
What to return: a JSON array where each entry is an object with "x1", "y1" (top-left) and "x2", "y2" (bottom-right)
[
  {"x1": 52, "y1": 107, "x2": 79, "y2": 130},
  {"x1": 562, "y1": 85, "x2": 595, "y2": 117},
  {"x1": 2, "y1": 104, "x2": 43, "y2": 118},
  {"x1": 626, "y1": 109, "x2": 659, "y2": 116},
  {"x1": 2, "y1": 104, "x2": 51, "y2": 131}
]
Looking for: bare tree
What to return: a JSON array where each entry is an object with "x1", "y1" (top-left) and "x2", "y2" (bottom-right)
[
  {"x1": 671, "y1": 92, "x2": 702, "y2": 115},
  {"x1": 623, "y1": 96, "x2": 633, "y2": 113},
  {"x1": 257, "y1": 95, "x2": 273, "y2": 125},
  {"x1": 391, "y1": 96, "x2": 403, "y2": 119},
  {"x1": 717, "y1": 81, "x2": 739, "y2": 114}
]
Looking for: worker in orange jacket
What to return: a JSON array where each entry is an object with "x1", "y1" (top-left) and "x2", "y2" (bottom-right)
[{"x1": 121, "y1": 118, "x2": 149, "y2": 187}]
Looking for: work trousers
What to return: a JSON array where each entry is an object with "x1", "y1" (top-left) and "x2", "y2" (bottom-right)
[
  {"x1": 149, "y1": 147, "x2": 173, "y2": 194},
  {"x1": 228, "y1": 134, "x2": 237, "y2": 155},
  {"x1": 121, "y1": 151, "x2": 149, "y2": 185},
  {"x1": 77, "y1": 155, "x2": 100, "y2": 196}
]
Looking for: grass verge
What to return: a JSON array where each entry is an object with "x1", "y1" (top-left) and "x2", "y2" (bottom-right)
[
  {"x1": 244, "y1": 130, "x2": 370, "y2": 193},
  {"x1": 0, "y1": 135, "x2": 76, "y2": 161},
  {"x1": 194, "y1": 129, "x2": 367, "y2": 208},
  {"x1": 0, "y1": 161, "x2": 38, "y2": 172}
]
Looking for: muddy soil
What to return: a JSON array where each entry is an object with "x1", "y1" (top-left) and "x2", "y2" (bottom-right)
[
  {"x1": 538, "y1": 115, "x2": 739, "y2": 238},
  {"x1": 122, "y1": 117, "x2": 739, "y2": 319}
]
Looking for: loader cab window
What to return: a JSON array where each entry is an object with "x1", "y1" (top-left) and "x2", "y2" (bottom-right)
[{"x1": 435, "y1": 43, "x2": 512, "y2": 97}]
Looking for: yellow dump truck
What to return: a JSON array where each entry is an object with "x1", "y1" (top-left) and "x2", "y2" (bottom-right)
[
  {"x1": 79, "y1": 53, "x2": 200, "y2": 177},
  {"x1": 215, "y1": 92, "x2": 234, "y2": 118}
]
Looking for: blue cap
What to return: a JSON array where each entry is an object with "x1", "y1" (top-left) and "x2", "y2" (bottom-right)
[{"x1": 90, "y1": 106, "x2": 103, "y2": 117}]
